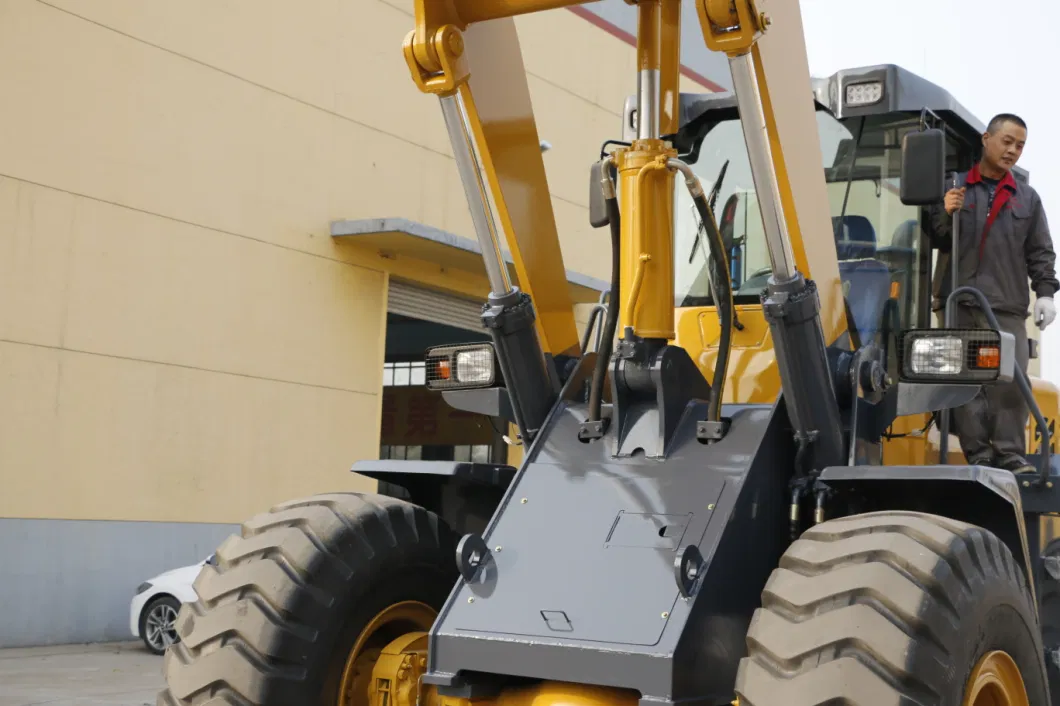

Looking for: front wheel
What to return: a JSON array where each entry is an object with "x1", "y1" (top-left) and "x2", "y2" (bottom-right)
[
  {"x1": 157, "y1": 492, "x2": 458, "y2": 706},
  {"x1": 735, "y1": 511, "x2": 1049, "y2": 705}
]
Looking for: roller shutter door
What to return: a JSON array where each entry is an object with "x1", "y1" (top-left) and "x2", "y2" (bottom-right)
[{"x1": 386, "y1": 280, "x2": 484, "y2": 332}]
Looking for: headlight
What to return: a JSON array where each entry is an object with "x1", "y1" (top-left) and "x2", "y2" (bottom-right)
[
  {"x1": 899, "y1": 328, "x2": 1014, "y2": 384},
  {"x1": 425, "y1": 343, "x2": 498, "y2": 390},
  {"x1": 845, "y1": 80, "x2": 883, "y2": 107},
  {"x1": 455, "y1": 348, "x2": 493, "y2": 384},
  {"x1": 909, "y1": 336, "x2": 962, "y2": 375},
  {"x1": 136, "y1": 582, "x2": 152, "y2": 595}
]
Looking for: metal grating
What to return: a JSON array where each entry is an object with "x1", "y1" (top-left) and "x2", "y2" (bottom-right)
[
  {"x1": 426, "y1": 349, "x2": 454, "y2": 389},
  {"x1": 387, "y1": 280, "x2": 484, "y2": 332}
]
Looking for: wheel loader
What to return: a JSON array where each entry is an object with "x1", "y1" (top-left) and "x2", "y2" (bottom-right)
[{"x1": 158, "y1": 1, "x2": 1060, "y2": 704}]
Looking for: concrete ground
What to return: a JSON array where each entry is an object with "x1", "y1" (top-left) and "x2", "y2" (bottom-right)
[{"x1": 0, "y1": 642, "x2": 164, "y2": 706}]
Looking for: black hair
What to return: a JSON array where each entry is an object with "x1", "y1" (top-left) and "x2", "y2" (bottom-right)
[{"x1": 987, "y1": 113, "x2": 1027, "y2": 134}]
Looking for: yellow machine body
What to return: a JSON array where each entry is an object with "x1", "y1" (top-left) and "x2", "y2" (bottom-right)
[{"x1": 616, "y1": 141, "x2": 678, "y2": 338}]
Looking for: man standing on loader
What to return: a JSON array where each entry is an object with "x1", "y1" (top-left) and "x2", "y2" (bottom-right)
[{"x1": 930, "y1": 112, "x2": 1059, "y2": 474}]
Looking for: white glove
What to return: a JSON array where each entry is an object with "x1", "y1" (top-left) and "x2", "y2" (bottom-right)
[{"x1": 1035, "y1": 297, "x2": 1056, "y2": 330}]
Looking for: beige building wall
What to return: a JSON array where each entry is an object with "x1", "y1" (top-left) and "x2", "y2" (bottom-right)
[{"x1": 0, "y1": 1, "x2": 712, "y2": 527}]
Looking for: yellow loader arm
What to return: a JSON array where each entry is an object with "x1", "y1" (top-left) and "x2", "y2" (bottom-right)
[
  {"x1": 403, "y1": 0, "x2": 601, "y2": 359},
  {"x1": 402, "y1": 0, "x2": 847, "y2": 363}
]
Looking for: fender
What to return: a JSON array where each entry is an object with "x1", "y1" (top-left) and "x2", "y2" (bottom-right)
[
  {"x1": 818, "y1": 464, "x2": 1036, "y2": 602},
  {"x1": 353, "y1": 460, "x2": 516, "y2": 538}
]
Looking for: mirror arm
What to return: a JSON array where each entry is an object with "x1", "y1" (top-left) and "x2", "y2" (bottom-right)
[{"x1": 918, "y1": 107, "x2": 943, "y2": 132}]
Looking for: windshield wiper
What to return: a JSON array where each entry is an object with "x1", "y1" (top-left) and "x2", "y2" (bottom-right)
[
  {"x1": 707, "y1": 160, "x2": 728, "y2": 211},
  {"x1": 688, "y1": 160, "x2": 729, "y2": 264},
  {"x1": 687, "y1": 159, "x2": 743, "y2": 330}
]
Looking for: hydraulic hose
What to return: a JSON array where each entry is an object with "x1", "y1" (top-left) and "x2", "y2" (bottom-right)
[
  {"x1": 668, "y1": 157, "x2": 733, "y2": 423},
  {"x1": 588, "y1": 161, "x2": 621, "y2": 425},
  {"x1": 671, "y1": 173, "x2": 732, "y2": 424},
  {"x1": 692, "y1": 191, "x2": 734, "y2": 422}
]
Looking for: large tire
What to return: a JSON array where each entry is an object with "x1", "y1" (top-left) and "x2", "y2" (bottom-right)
[
  {"x1": 735, "y1": 511, "x2": 1049, "y2": 705},
  {"x1": 158, "y1": 493, "x2": 459, "y2": 705}
]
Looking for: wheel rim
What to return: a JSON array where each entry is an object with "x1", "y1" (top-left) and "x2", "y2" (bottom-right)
[
  {"x1": 963, "y1": 650, "x2": 1030, "y2": 706},
  {"x1": 145, "y1": 603, "x2": 179, "y2": 652},
  {"x1": 336, "y1": 601, "x2": 437, "y2": 706}
]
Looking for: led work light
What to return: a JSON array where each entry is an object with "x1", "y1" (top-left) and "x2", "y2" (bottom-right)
[
  {"x1": 898, "y1": 328, "x2": 1015, "y2": 384},
  {"x1": 425, "y1": 343, "x2": 498, "y2": 391},
  {"x1": 844, "y1": 80, "x2": 883, "y2": 107}
]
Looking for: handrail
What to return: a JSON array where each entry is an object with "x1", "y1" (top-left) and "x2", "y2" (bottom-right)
[
  {"x1": 938, "y1": 172, "x2": 961, "y2": 463},
  {"x1": 580, "y1": 304, "x2": 606, "y2": 354},
  {"x1": 579, "y1": 290, "x2": 611, "y2": 355},
  {"x1": 945, "y1": 286, "x2": 1052, "y2": 486}
]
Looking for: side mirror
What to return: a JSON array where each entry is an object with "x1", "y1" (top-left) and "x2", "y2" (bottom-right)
[
  {"x1": 899, "y1": 128, "x2": 946, "y2": 205},
  {"x1": 589, "y1": 161, "x2": 610, "y2": 228}
]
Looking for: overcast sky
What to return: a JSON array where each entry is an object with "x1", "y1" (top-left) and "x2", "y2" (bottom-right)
[{"x1": 798, "y1": 0, "x2": 1060, "y2": 382}]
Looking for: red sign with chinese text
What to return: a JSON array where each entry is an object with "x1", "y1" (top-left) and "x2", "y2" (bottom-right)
[{"x1": 380, "y1": 386, "x2": 493, "y2": 446}]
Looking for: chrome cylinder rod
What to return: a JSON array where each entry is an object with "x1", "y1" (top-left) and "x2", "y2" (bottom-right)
[
  {"x1": 727, "y1": 52, "x2": 797, "y2": 282},
  {"x1": 636, "y1": 0, "x2": 661, "y2": 141},
  {"x1": 638, "y1": 69, "x2": 660, "y2": 140},
  {"x1": 439, "y1": 93, "x2": 513, "y2": 296}
]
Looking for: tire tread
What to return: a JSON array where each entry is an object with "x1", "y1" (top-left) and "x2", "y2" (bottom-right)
[
  {"x1": 158, "y1": 492, "x2": 454, "y2": 706},
  {"x1": 736, "y1": 510, "x2": 1041, "y2": 706}
]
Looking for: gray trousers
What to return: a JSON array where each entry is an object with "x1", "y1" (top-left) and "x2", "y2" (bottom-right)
[{"x1": 939, "y1": 306, "x2": 1031, "y2": 468}]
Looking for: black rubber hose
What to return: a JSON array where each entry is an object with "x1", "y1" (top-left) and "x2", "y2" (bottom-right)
[
  {"x1": 793, "y1": 437, "x2": 810, "y2": 478},
  {"x1": 588, "y1": 196, "x2": 622, "y2": 424},
  {"x1": 691, "y1": 192, "x2": 733, "y2": 423}
]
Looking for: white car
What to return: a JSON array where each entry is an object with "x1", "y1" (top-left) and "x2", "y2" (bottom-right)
[{"x1": 130, "y1": 554, "x2": 213, "y2": 654}]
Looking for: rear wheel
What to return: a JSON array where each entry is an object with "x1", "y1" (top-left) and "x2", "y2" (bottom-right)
[
  {"x1": 157, "y1": 493, "x2": 458, "y2": 705},
  {"x1": 735, "y1": 511, "x2": 1049, "y2": 705}
]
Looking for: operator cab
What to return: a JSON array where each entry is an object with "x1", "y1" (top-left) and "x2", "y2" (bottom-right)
[{"x1": 625, "y1": 63, "x2": 1027, "y2": 358}]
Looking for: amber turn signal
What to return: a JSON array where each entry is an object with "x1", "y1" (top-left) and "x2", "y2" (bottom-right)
[{"x1": 975, "y1": 345, "x2": 1000, "y2": 369}]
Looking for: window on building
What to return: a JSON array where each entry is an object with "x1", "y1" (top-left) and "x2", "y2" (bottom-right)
[
  {"x1": 380, "y1": 443, "x2": 494, "y2": 463},
  {"x1": 383, "y1": 361, "x2": 426, "y2": 387},
  {"x1": 380, "y1": 445, "x2": 423, "y2": 460}
]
